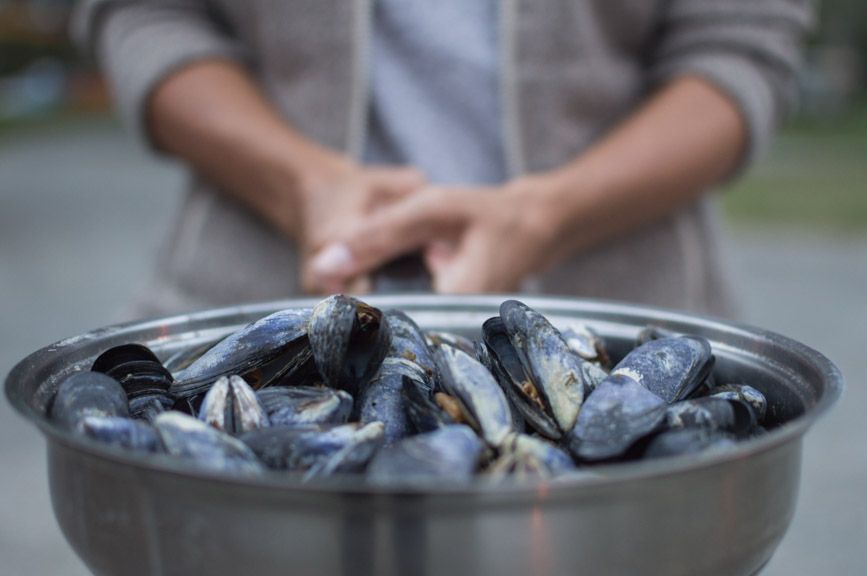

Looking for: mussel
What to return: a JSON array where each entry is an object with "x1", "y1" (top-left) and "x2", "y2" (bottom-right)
[
  {"x1": 47, "y1": 295, "x2": 772, "y2": 483},
  {"x1": 153, "y1": 412, "x2": 263, "y2": 476},
  {"x1": 479, "y1": 317, "x2": 561, "y2": 440},
  {"x1": 257, "y1": 386, "x2": 353, "y2": 427},
  {"x1": 499, "y1": 300, "x2": 592, "y2": 432},
  {"x1": 561, "y1": 323, "x2": 611, "y2": 368},
  {"x1": 80, "y1": 416, "x2": 161, "y2": 453},
  {"x1": 50, "y1": 371, "x2": 129, "y2": 432},
  {"x1": 240, "y1": 422, "x2": 385, "y2": 478},
  {"x1": 171, "y1": 307, "x2": 313, "y2": 399},
  {"x1": 703, "y1": 383, "x2": 767, "y2": 425},
  {"x1": 401, "y1": 375, "x2": 456, "y2": 433},
  {"x1": 367, "y1": 424, "x2": 483, "y2": 482},
  {"x1": 354, "y1": 310, "x2": 436, "y2": 444},
  {"x1": 611, "y1": 336, "x2": 714, "y2": 404},
  {"x1": 567, "y1": 373, "x2": 667, "y2": 462},
  {"x1": 433, "y1": 342, "x2": 513, "y2": 447},
  {"x1": 488, "y1": 433, "x2": 575, "y2": 480},
  {"x1": 308, "y1": 295, "x2": 391, "y2": 394},
  {"x1": 664, "y1": 396, "x2": 756, "y2": 437},
  {"x1": 198, "y1": 375, "x2": 270, "y2": 436}
]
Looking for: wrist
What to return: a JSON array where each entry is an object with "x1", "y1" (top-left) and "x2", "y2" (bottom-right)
[
  {"x1": 256, "y1": 136, "x2": 354, "y2": 237},
  {"x1": 291, "y1": 145, "x2": 356, "y2": 204},
  {"x1": 510, "y1": 164, "x2": 610, "y2": 269},
  {"x1": 499, "y1": 173, "x2": 566, "y2": 272},
  {"x1": 511, "y1": 172, "x2": 572, "y2": 245}
]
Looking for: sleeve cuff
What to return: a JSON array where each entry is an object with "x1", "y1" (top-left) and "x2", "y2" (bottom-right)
[{"x1": 90, "y1": 2, "x2": 244, "y2": 151}]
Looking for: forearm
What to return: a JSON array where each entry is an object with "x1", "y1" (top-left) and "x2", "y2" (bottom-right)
[
  {"x1": 147, "y1": 59, "x2": 349, "y2": 239},
  {"x1": 532, "y1": 76, "x2": 746, "y2": 264}
]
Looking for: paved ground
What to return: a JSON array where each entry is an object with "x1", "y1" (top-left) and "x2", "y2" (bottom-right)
[{"x1": 1, "y1": 121, "x2": 865, "y2": 575}]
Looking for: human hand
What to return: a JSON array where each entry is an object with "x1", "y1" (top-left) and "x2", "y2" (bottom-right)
[
  {"x1": 309, "y1": 176, "x2": 561, "y2": 294},
  {"x1": 293, "y1": 155, "x2": 426, "y2": 294}
]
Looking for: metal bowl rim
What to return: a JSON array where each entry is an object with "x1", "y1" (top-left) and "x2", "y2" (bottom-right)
[{"x1": 5, "y1": 294, "x2": 844, "y2": 497}]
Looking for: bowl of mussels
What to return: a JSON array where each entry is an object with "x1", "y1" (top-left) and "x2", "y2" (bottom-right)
[{"x1": 5, "y1": 294, "x2": 843, "y2": 576}]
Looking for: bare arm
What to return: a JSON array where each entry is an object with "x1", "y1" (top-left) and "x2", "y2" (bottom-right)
[
  {"x1": 147, "y1": 60, "x2": 424, "y2": 292},
  {"x1": 532, "y1": 75, "x2": 745, "y2": 267},
  {"x1": 309, "y1": 76, "x2": 746, "y2": 293},
  {"x1": 148, "y1": 60, "x2": 342, "y2": 239}
]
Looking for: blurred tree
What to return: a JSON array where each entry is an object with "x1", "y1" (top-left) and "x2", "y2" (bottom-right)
[{"x1": 815, "y1": 0, "x2": 867, "y2": 94}]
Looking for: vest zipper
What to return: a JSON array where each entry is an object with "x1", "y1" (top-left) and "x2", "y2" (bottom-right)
[
  {"x1": 499, "y1": 0, "x2": 524, "y2": 179},
  {"x1": 347, "y1": 0, "x2": 373, "y2": 159}
]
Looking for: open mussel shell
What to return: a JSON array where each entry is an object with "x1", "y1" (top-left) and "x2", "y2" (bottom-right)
[
  {"x1": 91, "y1": 343, "x2": 173, "y2": 403},
  {"x1": 664, "y1": 396, "x2": 756, "y2": 437},
  {"x1": 91, "y1": 343, "x2": 162, "y2": 373},
  {"x1": 50, "y1": 372, "x2": 130, "y2": 432},
  {"x1": 304, "y1": 421, "x2": 386, "y2": 480},
  {"x1": 308, "y1": 295, "x2": 392, "y2": 394},
  {"x1": 367, "y1": 424, "x2": 484, "y2": 483},
  {"x1": 488, "y1": 433, "x2": 575, "y2": 480},
  {"x1": 401, "y1": 375, "x2": 456, "y2": 434},
  {"x1": 240, "y1": 422, "x2": 385, "y2": 477},
  {"x1": 611, "y1": 336, "x2": 714, "y2": 404},
  {"x1": 703, "y1": 383, "x2": 768, "y2": 425},
  {"x1": 238, "y1": 425, "x2": 322, "y2": 471},
  {"x1": 257, "y1": 386, "x2": 353, "y2": 428},
  {"x1": 568, "y1": 373, "x2": 667, "y2": 462},
  {"x1": 432, "y1": 342, "x2": 513, "y2": 447},
  {"x1": 171, "y1": 307, "x2": 312, "y2": 400},
  {"x1": 499, "y1": 299, "x2": 589, "y2": 432},
  {"x1": 474, "y1": 339, "x2": 526, "y2": 435},
  {"x1": 104, "y1": 361, "x2": 173, "y2": 397},
  {"x1": 153, "y1": 412, "x2": 263, "y2": 476},
  {"x1": 479, "y1": 317, "x2": 560, "y2": 440},
  {"x1": 561, "y1": 323, "x2": 611, "y2": 368},
  {"x1": 162, "y1": 337, "x2": 225, "y2": 373},
  {"x1": 199, "y1": 375, "x2": 270, "y2": 436},
  {"x1": 424, "y1": 330, "x2": 476, "y2": 356}
]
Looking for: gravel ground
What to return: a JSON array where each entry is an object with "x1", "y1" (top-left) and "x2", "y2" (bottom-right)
[{"x1": 1, "y1": 122, "x2": 864, "y2": 575}]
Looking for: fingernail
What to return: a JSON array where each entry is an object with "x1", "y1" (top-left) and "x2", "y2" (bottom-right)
[{"x1": 311, "y1": 243, "x2": 354, "y2": 277}]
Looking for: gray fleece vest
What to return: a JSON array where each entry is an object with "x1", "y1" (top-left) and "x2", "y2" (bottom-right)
[{"x1": 82, "y1": 0, "x2": 812, "y2": 317}]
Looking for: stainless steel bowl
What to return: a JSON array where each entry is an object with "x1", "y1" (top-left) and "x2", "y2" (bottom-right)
[{"x1": 5, "y1": 295, "x2": 843, "y2": 576}]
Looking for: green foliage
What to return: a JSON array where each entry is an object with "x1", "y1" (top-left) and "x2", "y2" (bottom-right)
[{"x1": 722, "y1": 99, "x2": 867, "y2": 231}]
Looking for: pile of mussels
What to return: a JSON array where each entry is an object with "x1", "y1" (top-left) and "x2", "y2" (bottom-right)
[{"x1": 49, "y1": 296, "x2": 767, "y2": 483}]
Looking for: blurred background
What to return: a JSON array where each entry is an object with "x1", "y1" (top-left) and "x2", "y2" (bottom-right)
[{"x1": 1, "y1": 1, "x2": 865, "y2": 574}]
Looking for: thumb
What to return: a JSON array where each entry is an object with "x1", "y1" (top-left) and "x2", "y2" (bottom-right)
[
  {"x1": 423, "y1": 238, "x2": 458, "y2": 278},
  {"x1": 309, "y1": 190, "x2": 456, "y2": 287},
  {"x1": 303, "y1": 243, "x2": 356, "y2": 294}
]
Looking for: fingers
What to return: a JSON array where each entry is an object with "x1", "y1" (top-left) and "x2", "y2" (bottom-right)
[
  {"x1": 346, "y1": 275, "x2": 373, "y2": 295},
  {"x1": 423, "y1": 238, "x2": 457, "y2": 278},
  {"x1": 301, "y1": 244, "x2": 372, "y2": 295},
  {"x1": 300, "y1": 165, "x2": 427, "y2": 293},
  {"x1": 302, "y1": 243, "x2": 354, "y2": 294},
  {"x1": 309, "y1": 188, "x2": 465, "y2": 289},
  {"x1": 431, "y1": 233, "x2": 491, "y2": 294},
  {"x1": 364, "y1": 166, "x2": 426, "y2": 205},
  {"x1": 429, "y1": 227, "x2": 528, "y2": 294}
]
